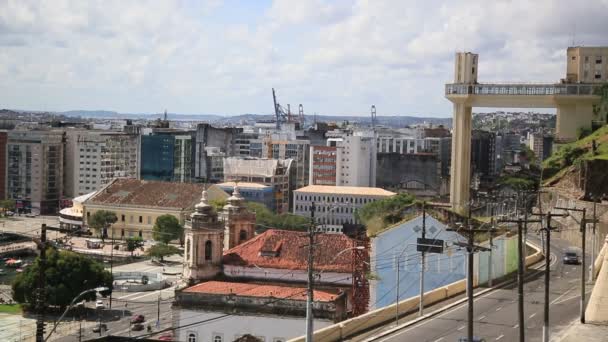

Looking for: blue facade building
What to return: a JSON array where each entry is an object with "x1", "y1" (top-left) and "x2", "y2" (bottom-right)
[
  {"x1": 141, "y1": 135, "x2": 175, "y2": 181},
  {"x1": 217, "y1": 182, "x2": 276, "y2": 212}
]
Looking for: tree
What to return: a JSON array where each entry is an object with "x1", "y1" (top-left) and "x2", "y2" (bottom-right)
[
  {"x1": 88, "y1": 210, "x2": 117, "y2": 241},
  {"x1": 12, "y1": 248, "x2": 112, "y2": 310},
  {"x1": 126, "y1": 236, "x2": 144, "y2": 257},
  {"x1": 146, "y1": 243, "x2": 182, "y2": 262},
  {"x1": 246, "y1": 202, "x2": 309, "y2": 232},
  {"x1": 0, "y1": 199, "x2": 15, "y2": 213},
  {"x1": 152, "y1": 215, "x2": 183, "y2": 244}
]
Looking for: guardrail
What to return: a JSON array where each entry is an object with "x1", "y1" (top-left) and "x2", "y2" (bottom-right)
[
  {"x1": 445, "y1": 83, "x2": 602, "y2": 96},
  {"x1": 288, "y1": 241, "x2": 543, "y2": 342}
]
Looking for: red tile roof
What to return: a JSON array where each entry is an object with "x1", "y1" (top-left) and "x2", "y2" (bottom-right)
[
  {"x1": 183, "y1": 280, "x2": 340, "y2": 302},
  {"x1": 223, "y1": 229, "x2": 357, "y2": 273},
  {"x1": 86, "y1": 178, "x2": 227, "y2": 209}
]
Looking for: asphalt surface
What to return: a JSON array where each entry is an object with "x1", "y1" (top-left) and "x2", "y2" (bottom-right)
[{"x1": 358, "y1": 233, "x2": 592, "y2": 342}]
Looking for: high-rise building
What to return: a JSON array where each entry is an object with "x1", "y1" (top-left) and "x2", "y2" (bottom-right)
[
  {"x1": 7, "y1": 130, "x2": 64, "y2": 214},
  {"x1": 64, "y1": 130, "x2": 140, "y2": 197},
  {"x1": 141, "y1": 129, "x2": 195, "y2": 182}
]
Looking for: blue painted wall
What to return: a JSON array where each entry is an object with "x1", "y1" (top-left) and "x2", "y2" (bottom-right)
[{"x1": 371, "y1": 215, "x2": 468, "y2": 309}]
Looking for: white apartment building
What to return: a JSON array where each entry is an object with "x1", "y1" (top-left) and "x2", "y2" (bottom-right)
[
  {"x1": 64, "y1": 130, "x2": 140, "y2": 197},
  {"x1": 293, "y1": 185, "x2": 395, "y2": 233},
  {"x1": 324, "y1": 134, "x2": 377, "y2": 187}
]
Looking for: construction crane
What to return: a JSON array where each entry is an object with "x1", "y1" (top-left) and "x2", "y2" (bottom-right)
[{"x1": 272, "y1": 88, "x2": 305, "y2": 129}]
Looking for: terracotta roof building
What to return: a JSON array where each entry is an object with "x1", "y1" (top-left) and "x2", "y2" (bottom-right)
[
  {"x1": 83, "y1": 178, "x2": 228, "y2": 240},
  {"x1": 223, "y1": 229, "x2": 355, "y2": 274}
]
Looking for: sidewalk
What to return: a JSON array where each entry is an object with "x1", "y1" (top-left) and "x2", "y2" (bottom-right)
[{"x1": 553, "y1": 321, "x2": 608, "y2": 342}]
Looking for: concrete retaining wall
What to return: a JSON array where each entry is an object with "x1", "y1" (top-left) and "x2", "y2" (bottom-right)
[
  {"x1": 113, "y1": 271, "x2": 169, "y2": 292},
  {"x1": 288, "y1": 241, "x2": 542, "y2": 342},
  {"x1": 586, "y1": 237, "x2": 608, "y2": 323}
]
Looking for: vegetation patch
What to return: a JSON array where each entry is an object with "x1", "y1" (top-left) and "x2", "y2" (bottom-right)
[{"x1": 0, "y1": 304, "x2": 22, "y2": 314}]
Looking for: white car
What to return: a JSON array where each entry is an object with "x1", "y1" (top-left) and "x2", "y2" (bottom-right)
[{"x1": 95, "y1": 300, "x2": 104, "y2": 309}]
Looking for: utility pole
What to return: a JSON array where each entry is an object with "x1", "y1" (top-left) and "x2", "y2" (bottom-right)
[
  {"x1": 554, "y1": 205, "x2": 590, "y2": 323},
  {"x1": 419, "y1": 202, "x2": 426, "y2": 317},
  {"x1": 448, "y1": 216, "x2": 494, "y2": 342},
  {"x1": 305, "y1": 202, "x2": 316, "y2": 342},
  {"x1": 532, "y1": 211, "x2": 566, "y2": 342},
  {"x1": 501, "y1": 211, "x2": 540, "y2": 342},
  {"x1": 35, "y1": 224, "x2": 47, "y2": 342},
  {"x1": 157, "y1": 291, "x2": 161, "y2": 329},
  {"x1": 489, "y1": 203, "x2": 495, "y2": 288}
]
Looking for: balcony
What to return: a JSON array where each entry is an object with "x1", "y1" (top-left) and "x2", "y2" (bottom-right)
[{"x1": 445, "y1": 83, "x2": 602, "y2": 96}]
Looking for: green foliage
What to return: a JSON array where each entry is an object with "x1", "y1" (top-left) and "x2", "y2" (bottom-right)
[
  {"x1": 88, "y1": 210, "x2": 117, "y2": 240},
  {"x1": 542, "y1": 124, "x2": 608, "y2": 182},
  {"x1": 12, "y1": 248, "x2": 112, "y2": 310},
  {"x1": 0, "y1": 304, "x2": 21, "y2": 314},
  {"x1": 357, "y1": 193, "x2": 416, "y2": 236},
  {"x1": 126, "y1": 236, "x2": 144, "y2": 257},
  {"x1": 497, "y1": 175, "x2": 536, "y2": 190},
  {"x1": 153, "y1": 214, "x2": 183, "y2": 244},
  {"x1": 246, "y1": 202, "x2": 310, "y2": 232},
  {"x1": 519, "y1": 144, "x2": 536, "y2": 165},
  {"x1": 0, "y1": 199, "x2": 16, "y2": 212},
  {"x1": 577, "y1": 127, "x2": 593, "y2": 140},
  {"x1": 209, "y1": 199, "x2": 227, "y2": 212},
  {"x1": 146, "y1": 243, "x2": 182, "y2": 262}
]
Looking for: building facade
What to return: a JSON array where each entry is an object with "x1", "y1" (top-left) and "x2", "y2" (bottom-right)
[
  {"x1": 223, "y1": 157, "x2": 293, "y2": 214},
  {"x1": 0, "y1": 131, "x2": 6, "y2": 200},
  {"x1": 64, "y1": 130, "x2": 140, "y2": 197},
  {"x1": 293, "y1": 185, "x2": 395, "y2": 233},
  {"x1": 566, "y1": 46, "x2": 608, "y2": 83},
  {"x1": 217, "y1": 182, "x2": 275, "y2": 212},
  {"x1": 83, "y1": 179, "x2": 228, "y2": 240},
  {"x1": 7, "y1": 130, "x2": 64, "y2": 214},
  {"x1": 141, "y1": 130, "x2": 195, "y2": 183}
]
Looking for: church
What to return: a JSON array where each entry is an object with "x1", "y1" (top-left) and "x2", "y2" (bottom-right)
[{"x1": 174, "y1": 185, "x2": 363, "y2": 342}]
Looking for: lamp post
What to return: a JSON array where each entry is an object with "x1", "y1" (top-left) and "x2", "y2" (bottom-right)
[{"x1": 45, "y1": 287, "x2": 109, "y2": 342}]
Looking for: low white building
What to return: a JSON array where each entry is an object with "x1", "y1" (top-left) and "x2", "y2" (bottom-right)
[{"x1": 293, "y1": 185, "x2": 396, "y2": 233}]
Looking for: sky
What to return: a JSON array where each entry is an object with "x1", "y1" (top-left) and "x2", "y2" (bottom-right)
[{"x1": 1, "y1": 0, "x2": 607, "y2": 118}]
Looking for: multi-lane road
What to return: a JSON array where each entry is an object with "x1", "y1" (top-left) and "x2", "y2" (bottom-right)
[{"x1": 358, "y1": 234, "x2": 591, "y2": 342}]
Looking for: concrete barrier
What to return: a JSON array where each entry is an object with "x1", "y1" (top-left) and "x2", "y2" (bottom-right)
[
  {"x1": 288, "y1": 240, "x2": 543, "y2": 342},
  {"x1": 586, "y1": 237, "x2": 608, "y2": 323},
  {"x1": 113, "y1": 271, "x2": 169, "y2": 292}
]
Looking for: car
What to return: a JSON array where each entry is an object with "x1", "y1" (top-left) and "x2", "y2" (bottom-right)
[
  {"x1": 92, "y1": 324, "x2": 107, "y2": 333},
  {"x1": 563, "y1": 251, "x2": 581, "y2": 265},
  {"x1": 5, "y1": 211, "x2": 14, "y2": 216},
  {"x1": 95, "y1": 300, "x2": 104, "y2": 309},
  {"x1": 25, "y1": 213, "x2": 37, "y2": 218},
  {"x1": 158, "y1": 334, "x2": 173, "y2": 341},
  {"x1": 131, "y1": 323, "x2": 145, "y2": 331},
  {"x1": 458, "y1": 338, "x2": 486, "y2": 342},
  {"x1": 74, "y1": 300, "x2": 86, "y2": 309},
  {"x1": 131, "y1": 314, "x2": 145, "y2": 324}
]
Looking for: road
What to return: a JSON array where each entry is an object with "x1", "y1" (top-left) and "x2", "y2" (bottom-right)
[{"x1": 359, "y1": 233, "x2": 591, "y2": 342}]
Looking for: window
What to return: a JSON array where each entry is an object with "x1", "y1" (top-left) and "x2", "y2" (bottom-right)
[
  {"x1": 121, "y1": 214, "x2": 125, "y2": 222},
  {"x1": 205, "y1": 240, "x2": 213, "y2": 260},
  {"x1": 239, "y1": 230, "x2": 248, "y2": 242},
  {"x1": 213, "y1": 334, "x2": 223, "y2": 342},
  {"x1": 139, "y1": 216, "x2": 143, "y2": 223},
  {"x1": 187, "y1": 333, "x2": 197, "y2": 342},
  {"x1": 572, "y1": 56, "x2": 576, "y2": 61},
  {"x1": 147, "y1": 216, "x2": 151, "y2": 224},
  {"x1": 185, "y1": 239, "x2": 190, "y2": 261},
  {"x1": 597, "y1": 56, "x2": 603, "y2": 64}
]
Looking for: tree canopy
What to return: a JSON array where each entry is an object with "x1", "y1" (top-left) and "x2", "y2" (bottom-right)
[
  {"x1": 0, "y1": 199, "x2": 15, "y2": 213},
  {"x1": 153, "y1": 214, "x2": 183, "y2": 244},
  {"x1": 88, "y1": 210, "x2": 117, "y2": 239},
  {"x1": 356, "y1": 193, "x2": 416, "y2": 236},
  {"x1": 126, "y1": 236, "x2": 144, "y2": 257},
  {"x1": 246, "y1": 202, "x2": 310, "y2": 232},
  {"x1": 12, "y1": 248, "x2": 112, "y2": 310},
  {"x1": 146, "y1": 243, "x2": 182, "y2": 262}
]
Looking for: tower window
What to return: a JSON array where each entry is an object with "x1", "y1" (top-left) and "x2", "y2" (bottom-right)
[
  {"x1": 188, "y1": 333, "x2": 197, "y2": 342},
  {"x1": 205, "y1": 240, "x2": 213, "y2": 260},
  {"x1": 239, "y1": 230, "x2": 248, "y2": 242}
]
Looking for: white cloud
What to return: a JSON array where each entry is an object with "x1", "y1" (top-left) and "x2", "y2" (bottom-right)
[{"x1": 0, "y1": 0, "x2": 607, "y2": 116}]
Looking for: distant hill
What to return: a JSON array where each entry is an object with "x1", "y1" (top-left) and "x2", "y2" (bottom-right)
[{"x1": 58, "y1": 110, "x2": 452, "y2": 127}]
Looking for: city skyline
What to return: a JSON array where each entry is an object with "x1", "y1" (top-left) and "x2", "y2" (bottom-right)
[{"x1": 1, "y1": 0, "x2": 608, "y2": 117}]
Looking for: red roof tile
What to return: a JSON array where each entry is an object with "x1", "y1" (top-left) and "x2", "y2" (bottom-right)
[
  {"x1": 183, "y1": 280, "x2": 339, "y2": 302},
  {"x1": 87, "y1": 178, "x2": 228, "y2": 209},
  {"x1": 223, "y1": 229, "x2": 357, "y2": 273}
]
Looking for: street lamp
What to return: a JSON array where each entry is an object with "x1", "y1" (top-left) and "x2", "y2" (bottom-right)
[{"x1": 44, "y1": 286, "x2": 109, "y2": 342}]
